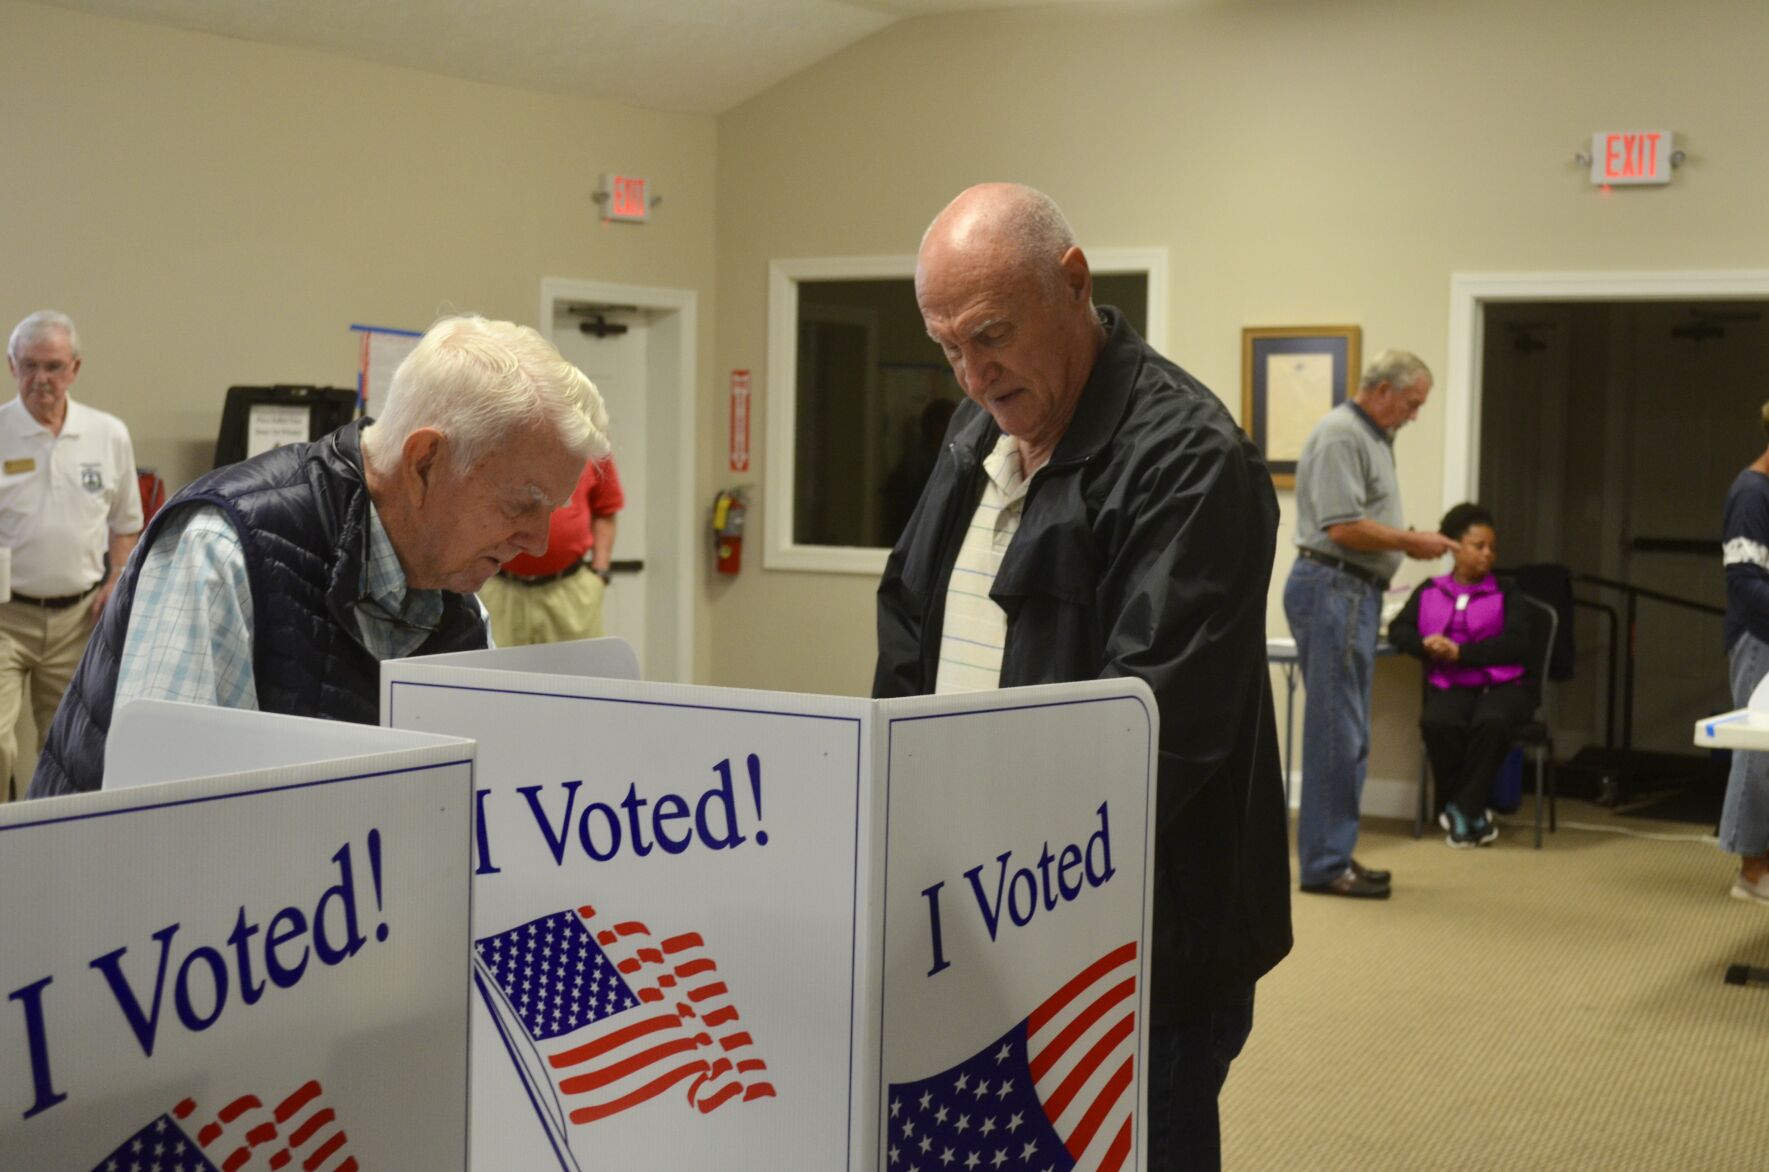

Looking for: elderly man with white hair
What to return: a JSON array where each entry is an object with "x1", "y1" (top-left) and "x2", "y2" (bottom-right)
[
  {"x1": 31, "y1": 314, "x2": 607, "y2": 798},
  {"x1": 1, "y1": 311, "x2": 142, "y2": 800}
]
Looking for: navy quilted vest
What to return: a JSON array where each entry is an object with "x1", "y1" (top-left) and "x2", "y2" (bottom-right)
[{"x1": 30, "y1": 419, "x2": 487, "y2": 797}]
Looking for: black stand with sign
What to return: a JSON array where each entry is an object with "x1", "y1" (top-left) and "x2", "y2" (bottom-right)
[{"x1": 213, "y1": 385, "x2": 359, "y2": 470}]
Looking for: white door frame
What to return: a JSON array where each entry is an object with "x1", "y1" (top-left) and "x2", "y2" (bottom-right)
[
  {"x1": 540, "y1": 276, "x2": 697, "y2": 683},
  {"x1": 1443, "y1": 269, "x2": 1769, "y2": 506}
]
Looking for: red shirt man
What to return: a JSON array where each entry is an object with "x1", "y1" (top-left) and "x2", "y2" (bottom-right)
[{"x1": 478, "y1": 455, "x2": 624, "y2": 645}]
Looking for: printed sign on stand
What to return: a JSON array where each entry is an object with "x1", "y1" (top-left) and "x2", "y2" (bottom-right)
[
  {"x1": 384, "y1": 640, "x2": 1156, "y2": 1171},
  {"x1": 876, "y1": 687, "x2": 1155, "y2": 1172},
  {"x1": 386, "y1": 640, "x2": 871, "y2": 1170},
  {"x1": 0, "y1": 701, "x2": 476, "y2": 1170}
]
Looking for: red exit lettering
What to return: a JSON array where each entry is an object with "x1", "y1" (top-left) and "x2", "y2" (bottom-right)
[
  {"x1": 1603, "y1": 132, "x2": 1662, "y2": 181},
  {"x1": 612, "y1": 176, "x2": 646, "y2": 219}
]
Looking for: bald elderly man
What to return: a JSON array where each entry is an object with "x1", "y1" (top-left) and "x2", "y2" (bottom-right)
[{"x1": 875, "y1": 183, "x2": 1291, "y2": 1171}]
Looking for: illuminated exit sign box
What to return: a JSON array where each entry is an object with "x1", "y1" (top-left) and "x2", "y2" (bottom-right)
[
  {"x1": 1590, "y1": 131, "x2": 1674, "y2": 186},
  {"x1": 598, "y1": 173, "x2": 651, "y2": 222}
]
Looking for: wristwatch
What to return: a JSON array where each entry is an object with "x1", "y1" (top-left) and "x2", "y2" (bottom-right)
[{"x1": 592, "y1": 566, "x2": 612, "y2": 585}]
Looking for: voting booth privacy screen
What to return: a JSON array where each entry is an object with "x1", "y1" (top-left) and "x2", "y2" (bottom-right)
[
  {"x1": 1, "y1": 652, "x2": 1154, "y2": 1170},
  {"x1": 876, "y1": 691, "x2": 1154, "y2": 1172},
  {"x1": 0, "y1": 703, "x2": 476, "y2": 1170},
  {"x1": 384, "y1": 640, "x2": 1157, "y2": 1171}
]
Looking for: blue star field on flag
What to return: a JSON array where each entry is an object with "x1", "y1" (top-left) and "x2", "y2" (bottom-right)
[
  {"x1": 886, "y1": 1022, "x2": 1074, "y2": 1172},
  {"x1": 476, "y1": 908, "x2": 640, "y2": 1042},
  {"x1": 88, "y1": 1113, "x2": 220, "y2": 1172}
]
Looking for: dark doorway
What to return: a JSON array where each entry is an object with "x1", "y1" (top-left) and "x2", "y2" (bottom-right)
[{"x1": 1479, "y1": 300, "x2": 1769, "y2": 766}]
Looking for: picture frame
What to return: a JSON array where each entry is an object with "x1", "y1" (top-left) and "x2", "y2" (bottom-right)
[{"x1": 1241, "y1": 325, "x2": 1361, "y2": 488}]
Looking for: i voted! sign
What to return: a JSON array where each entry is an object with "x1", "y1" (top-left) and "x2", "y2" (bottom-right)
[
  {"x1": 0, "y1": 706, "x2": 475, "y2": 1171},
  {"x1": 383, "y1": 646, "x2": 1155, "y2": 1172}
]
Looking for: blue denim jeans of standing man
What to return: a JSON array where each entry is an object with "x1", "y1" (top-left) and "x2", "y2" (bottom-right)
[
  {"x1": 1283, "y1": 556, "x2": 1382, "y2": 887},
  {"x1": 1722, "y1": 630, "x2": 1769, "y2": 857},
  {"x1": 1144, "y1": 986, "x2": 1256, "y2": 1171}
]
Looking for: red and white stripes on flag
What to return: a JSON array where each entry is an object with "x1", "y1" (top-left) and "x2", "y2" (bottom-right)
[
  {"x1": 1028, "y1": 940, "x2": 1138, "y2": 1171},
  {"x1": 474, "y1": 904, "x2": 774, "y2": 1134},
  {"x1": 550, "y1": 909, "x2": 775, "y2": 1123},
  {"x1": 160, "y1": 1080, "x2": 353, "y2": 1172}
]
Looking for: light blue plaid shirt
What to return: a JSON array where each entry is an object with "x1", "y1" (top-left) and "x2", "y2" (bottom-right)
[{"x1": 114, "y1": 502, "x2": 476, "y2": 711}]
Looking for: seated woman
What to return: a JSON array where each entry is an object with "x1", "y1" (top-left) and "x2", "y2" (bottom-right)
[{"x1": 1388, "y1": 503, "x2": 1535, "y2": 847}]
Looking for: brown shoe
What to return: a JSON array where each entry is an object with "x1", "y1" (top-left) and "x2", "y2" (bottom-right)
[
  {"x1": 1350, "y1": 858, "x2": 1391, "y2": 885},
  {"x1": 1300, "y1": 868, "x2": 1392, "y2": 899}
]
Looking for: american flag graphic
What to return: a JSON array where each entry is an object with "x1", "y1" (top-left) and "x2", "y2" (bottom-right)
[
  {"x1": 86, "y1": 1080, "x2": 355, "y2": 1172},
  {"x1": 474, "y1": 904, "x2": 773, "y2": 1156},
  {"x1": 884, "y1": 942, "x2": 1138, "y2": 1172}
]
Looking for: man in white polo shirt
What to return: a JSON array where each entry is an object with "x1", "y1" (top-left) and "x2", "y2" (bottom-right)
[{"x1": 0, "y1": 311, "x2": 142, "y2": 799}]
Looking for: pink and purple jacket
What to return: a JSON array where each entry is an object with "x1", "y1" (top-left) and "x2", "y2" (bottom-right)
[{"x1": 1415, "y1": 574, "x2": 1526, "y2": 691}]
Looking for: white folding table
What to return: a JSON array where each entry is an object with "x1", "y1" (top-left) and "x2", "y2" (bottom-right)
[
  {"x1": 1269, "y1": 636, "x2": 1398, "y2": 807},
  {"x1": 1694, "y1": 704, "x2": 1769, "y2": 988}
]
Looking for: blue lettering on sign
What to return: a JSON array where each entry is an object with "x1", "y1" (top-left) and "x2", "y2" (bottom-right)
[
  {"x1": 7, "y1": 976, "x2": 66, "y2": 1120},
  {"x1": 5, "y1": 830, "x2": 392, "y2": 1120},
  {"x1": 922, "y1": 801, "x2": 1115, "y2": 977},
  {"x1": 473, "y1": 788, "x2": 502, "y2": 876},
  {"x1": 509, "y1": 753, "x2": 770, "y2": 866}
]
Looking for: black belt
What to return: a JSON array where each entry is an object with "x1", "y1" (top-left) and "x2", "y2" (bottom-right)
[
  {"x1": 10, "y1": 583, "x2": 101, "y2": 610},
  {"x1": 1297, "y1": 547, "x2": 1389, "y2": 590},
  {"x1": 497, "y1": 560, "x2": 588, "y2": 588}
]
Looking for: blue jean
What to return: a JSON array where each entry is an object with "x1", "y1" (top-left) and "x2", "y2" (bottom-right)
[
  {"x1": 1284, "y1": 557, "x2": 1381, "y2": 887},
  {"x1": 1721, "y1": 631, "x2": 1769, "y2": 856},
  {"x1": 1145, "y1": 987, "x2": 1256, "y2": 1172}
]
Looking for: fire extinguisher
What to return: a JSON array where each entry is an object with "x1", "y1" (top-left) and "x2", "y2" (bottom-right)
[{"x1": 713, "y1": 489, "x2": 748, "y2": 574}]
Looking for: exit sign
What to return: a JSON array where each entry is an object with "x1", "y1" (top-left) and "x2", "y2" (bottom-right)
[
  {"x1": 599, "y1": 173, "x2": 651, "y2": 223},
  {"x1": 1590, "y1": 131, "x2": 1674, "y2": 186}
]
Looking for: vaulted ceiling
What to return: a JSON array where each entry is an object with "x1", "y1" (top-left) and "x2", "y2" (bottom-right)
[{"x1": 39, "y1": 0, "x2": 1200, "y2": 115}]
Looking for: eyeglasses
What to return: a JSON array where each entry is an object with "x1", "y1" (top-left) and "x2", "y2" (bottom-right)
[{"x1": 13, "y1": 360, "x2": 72, "y2": 377}]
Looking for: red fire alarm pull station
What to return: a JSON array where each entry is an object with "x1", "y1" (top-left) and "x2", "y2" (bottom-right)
[
  {"x1": 729, "y1": 370, "x2": 751, "y2": 472},
  {"x1": 597, "y1": 174, "x2": 654, "y2": 223}
]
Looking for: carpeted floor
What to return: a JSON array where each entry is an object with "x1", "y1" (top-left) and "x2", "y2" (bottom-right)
[{"x1": 1220, "y1": 801, "x2": 1769, "y2": 1171}]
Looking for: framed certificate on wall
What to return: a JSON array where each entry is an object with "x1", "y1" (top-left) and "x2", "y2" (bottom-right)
[{"x1": 1241, "y1": 325, "x2": 1361, "y2": 488}]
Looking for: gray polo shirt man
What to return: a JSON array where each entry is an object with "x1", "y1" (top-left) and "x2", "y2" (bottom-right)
[
  {"x1": 1293, "y1": 402, "x2": 1405, "y2": 583},
  {"x1": 1283, "y1": 349, "x2": 1454, "y2": 899}
]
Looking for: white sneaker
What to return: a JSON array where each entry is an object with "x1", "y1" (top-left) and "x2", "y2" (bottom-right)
[{"x1": 1731, "y1": 872, "x2": 1769, "y2": 906}]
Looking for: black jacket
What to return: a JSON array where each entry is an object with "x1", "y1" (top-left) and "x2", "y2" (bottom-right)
[
  {"x1": 31, "y1": 420, "x2": 488, "y2": 797},
  {"x1": 874, "y1": 309, "x2": 1292, "y2": 1022}
]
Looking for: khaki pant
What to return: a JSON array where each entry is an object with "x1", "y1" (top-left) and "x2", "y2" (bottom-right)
[
  {"x1": 478, "y1": 568, "x2": 605, "y2": 648},
  {"x1": 0, "y1": 597, "x2": 95, "y2": 801}
]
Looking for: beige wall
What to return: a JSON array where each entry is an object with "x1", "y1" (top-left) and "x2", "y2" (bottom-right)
[
  {"x1": 3, "y1": 2, "x2": 717, "y2": 485},
  {"x1": 711, "y1": 0, "x2": 1769, "y2": 788},
  {"x1": 0, "y1": 1, "x2": 721, "y2": 777}
]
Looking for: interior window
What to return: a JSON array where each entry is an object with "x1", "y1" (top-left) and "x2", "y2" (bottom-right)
[{"x1": 787, "y1": 273, "x2": 1150, "y2": 552}]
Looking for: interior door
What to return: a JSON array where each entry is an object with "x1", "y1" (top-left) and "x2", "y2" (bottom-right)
[{"x1": 551, "y1": 306, "x2": 649, "y2": 672}]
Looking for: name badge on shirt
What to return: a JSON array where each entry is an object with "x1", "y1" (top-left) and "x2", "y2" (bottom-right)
[
  {"x1": 1455, "y1": 594, "x2": 1470, "y2": 612},
  {"x1": 2, "y1": 458, "x2": 34, "y2": 475}
]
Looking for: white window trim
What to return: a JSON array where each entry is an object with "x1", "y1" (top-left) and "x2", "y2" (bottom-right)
[{"x1": 764, "y1": 248, "x2": 1168, "y2": 575}]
